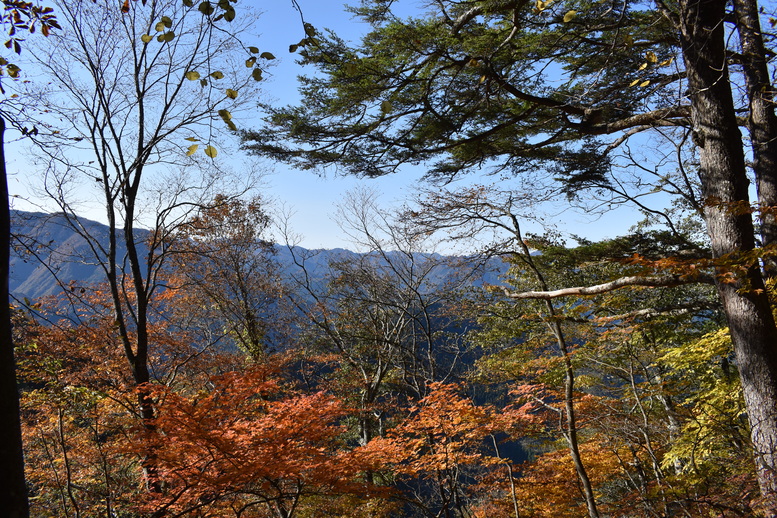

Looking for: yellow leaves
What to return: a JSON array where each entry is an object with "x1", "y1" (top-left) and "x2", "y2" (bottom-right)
[
  {"x1": 140, "y1": 34, "x2": 153, "y2": 43},
  {"x1": 182, "y1": 137, "x2": 219, "y2": 158},
  {"x1": 157, "y1": 31, "x2": 175, "y2": 43},
  {"x1": 635, "y1": 52, "x2": 674, "y2": 73},
  {"x1": 218, "y1": 109, "x2": 237, "y2": 131},
  {"x1": 535, "y1": 0, "x2": 551, "y2": 12},
  {"x1": 225, "y1": 88, "x2": 238, "y2": 99},
  {"x1": 563, "y1": 10, "x2": 577, "y2": 22},
  {"x1": 631, "y1": 79, "x2": 650, "y2": 87},
  {"x1": 630, "y1": 51, "x2": 673, "y2": 87},
  {"x1": 210, "y1": 71, "x2": 224, "y2": 80},
  {"x1": 184, "y1": 70, "x2": 200, "y2": 80},
  {"x1": 659, "y1": 327, "x2": 732, "y2": 370}
]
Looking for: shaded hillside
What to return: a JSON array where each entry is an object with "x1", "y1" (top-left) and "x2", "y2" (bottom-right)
[
  {"x1": 10, "y1": 211, "x2": 151, "y2": 300},
  {"x1": 9, "y1": 210, "x2": 507, "y2": 301}
]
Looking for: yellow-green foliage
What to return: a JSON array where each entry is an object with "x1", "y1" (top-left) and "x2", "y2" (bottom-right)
[{"x1": 658, "y1": 328, "x2": 750, "y2": 481}]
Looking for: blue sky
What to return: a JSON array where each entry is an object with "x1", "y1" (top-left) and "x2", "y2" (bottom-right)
[
  {"x1": 251, "y1": 0, "x2": 435, "y2": 250},
  {"x1": 246, "y1": 0, "x2": 649, "y2": 250},
  {"x1": 5, "y1": 0, "x2": 649, "y2": 251}
]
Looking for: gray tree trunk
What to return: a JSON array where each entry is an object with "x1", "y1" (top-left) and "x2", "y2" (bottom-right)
[
  {"x1": 733, "y1": 0, "x2": 777, "y2": 275},
  {"x1": 680, "y1": 0, "x2": 777, "y2": 510}
]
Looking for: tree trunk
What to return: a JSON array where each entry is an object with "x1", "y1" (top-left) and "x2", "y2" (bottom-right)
[
  {"x1": 733, "y1": 0, "x2": 777, "y2": 275},
  {"x1": 679, "y1": 0, "x2": 777, "y2": 510},
  {"x1": 515, "y1": 230, "x2": 600, "y2": 518},
  {"x1": 0, "y1": 115, "x2": 30, "y2": 517}
]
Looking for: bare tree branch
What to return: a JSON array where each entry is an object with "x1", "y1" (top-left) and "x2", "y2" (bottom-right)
[{"x1": 502, "y1": 273, "x2": 715, "y2": 300}]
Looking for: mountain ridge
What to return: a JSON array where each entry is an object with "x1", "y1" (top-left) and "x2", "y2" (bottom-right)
[{"x1": 10, "y1": 210, "x2": 506, "y2": 301}]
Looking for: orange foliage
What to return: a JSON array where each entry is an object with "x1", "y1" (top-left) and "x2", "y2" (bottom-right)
[
  {"x1": 364, "y1": 384, "x2": 506, "y2": 476},
  {"x1": 16, "y1": 292, "x2": 387, "y2": 517},
  {"x1": 137, "y1": 366, "x2": 388, "y2": 517}
]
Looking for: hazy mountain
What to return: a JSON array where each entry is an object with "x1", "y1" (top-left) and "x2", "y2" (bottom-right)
[{"x1": 9, "y1": 210, "x2": 507, "y2": 301}]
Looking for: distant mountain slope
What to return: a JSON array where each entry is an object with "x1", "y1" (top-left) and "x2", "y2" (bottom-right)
[
  {"x1": 10, "y1": 211, "x2": 142, "y2": 300},
  {"x1": 9, "y1": 210, "x2": 507, "y2": 301}
]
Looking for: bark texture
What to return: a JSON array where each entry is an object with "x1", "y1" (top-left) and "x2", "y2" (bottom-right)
[
  {"x1": 733, "y1": 0, "x2": 777, "y2": 274},
  {"x1": 680, "y1": 0, "x2": 777, "y2": 510}
]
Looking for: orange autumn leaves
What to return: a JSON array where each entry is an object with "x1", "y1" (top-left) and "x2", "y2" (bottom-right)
[
  {"x1": 20, "y1": 279, "x2": 751, "y2": 517},
  {"x1": 16, "y1": 301, "x2": 557, "y2": 518},
  {"x1": 365, "y1": 383, "x2": 512, "y2": 477},
  {"x1": 143, "y1": 367, "x2": 386, "y2": 516}
]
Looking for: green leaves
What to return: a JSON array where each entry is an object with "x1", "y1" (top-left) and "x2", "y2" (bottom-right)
[
  {"x1": 198, "y1": 1, "x2": 214, "y2": 15},
  {"x1": 196, "y1": 0, "x2": 236, "y2": 21},
  {"x1": 243, "y1": 46, "x2": 272, "y2": 81}
]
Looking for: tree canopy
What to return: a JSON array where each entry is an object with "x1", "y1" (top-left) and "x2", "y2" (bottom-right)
[{"x1": 244, "y1": 0, "x2": 777, "y2": 510}]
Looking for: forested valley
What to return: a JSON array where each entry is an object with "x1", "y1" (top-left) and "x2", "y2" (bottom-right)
[{"x1": 2, "y1": 0, "x2": 777, "y2": 516}]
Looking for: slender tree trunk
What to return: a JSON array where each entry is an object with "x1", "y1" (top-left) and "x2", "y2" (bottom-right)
[
  {"x1": 732, "y1": 0, "x2": 777, "y2": 275},
  {"x1": 679, "y1": 0, "x2": 777, "y2": 510},
  {"x1": 514, "y1": 222, "x2": 600, "y2": 518},
  {"x1": 0, "y1": 115, "x2": 30, "y2": 517}
]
